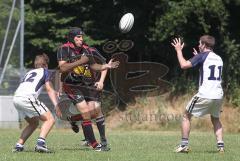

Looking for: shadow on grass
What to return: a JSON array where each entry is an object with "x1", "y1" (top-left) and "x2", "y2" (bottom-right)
[
  {"x1": 186, "y1": 150, "x2": 219, "y2": 154},
  {"x1": 60, "y1": 146, "x2": 92, "y2": 152},
  {"x1": 16, "y1": 150, "x2": 55, "y2": 154}
]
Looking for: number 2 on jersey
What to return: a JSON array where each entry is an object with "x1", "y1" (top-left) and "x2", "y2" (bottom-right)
[
  {"x1": 208, "y1": 65, "x2": 222, "y2": 80},
  {"x1": 22, "y1": 72, "x2": 37, "y2": 82}
]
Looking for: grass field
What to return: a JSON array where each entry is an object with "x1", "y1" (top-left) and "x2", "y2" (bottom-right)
[{"x1": 0, "y1": 129, "x2": 239, "y2": 161}]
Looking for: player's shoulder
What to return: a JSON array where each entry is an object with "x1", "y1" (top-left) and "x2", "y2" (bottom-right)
[
  {"x1": 83, "y1": 45, "x2": 106, "y2": 61},
  {"x1": 58, "y1": 42, "x2": 75, "y2": 51},
  {"x1": 80, "y1": 44, "x2": 91, "y2": 56},
  {"x1": 62, "y1": 42, "x2": 74, "y2": 48},
  {"x1": 24, "y1": 68, "x2": 45, "y2": 79},
  {"x1": 28, "y1": 67, "x2": 43, "y2": 73},
  {"x1": 208, "y1": 51, "x2": 223, "y2": 61}
]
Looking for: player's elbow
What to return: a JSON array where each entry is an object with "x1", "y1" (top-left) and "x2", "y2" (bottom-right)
[
  {"x1": 180, "y1": 65, "x2": 188, "y2": 69},
  {"x1": 180, "y1": 62, "x2": 192, "y2": 69}
]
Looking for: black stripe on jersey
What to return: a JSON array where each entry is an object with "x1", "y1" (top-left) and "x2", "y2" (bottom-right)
[
  {"x1": 29, "y1": 98, "x2": 40, "y2": 116},
  {"x1": 35, "y1": 69, "x2": 47, "y2": 92},
  {"x1": 187, "y1": 96, "x2": 199, "y2": 113}
]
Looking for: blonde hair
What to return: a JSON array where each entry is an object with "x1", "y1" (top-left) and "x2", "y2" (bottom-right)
[{"x1": 34, "y1": 53, "x2": 49, "y2": 68}]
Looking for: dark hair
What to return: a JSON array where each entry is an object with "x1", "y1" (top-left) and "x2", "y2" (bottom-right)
[
  {"x1": 68, "y1": 27, "x2": 85, "y2": 42},
  {"x1": 34, "y1": 53, "x2": 49, "y2": 68},
  {"x1": 200, "y1": 35, "x2": 215, "y2": 50}
]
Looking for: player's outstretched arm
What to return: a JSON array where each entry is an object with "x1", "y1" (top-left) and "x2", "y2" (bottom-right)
[
  {"x1": 58, "y1": 55, "x2": 89, "y2": 73},
  {"x1": 95, "y1": 69, "x2": 108, "y2": 91},
  {"x1": 171, "y1": 38, "x2": 192, "y2": 69},
  {"x1": 45, "y1": 81, "x2": 61, "y2": 117},
  {"x1": 90, "y1": 59, "x2": 120, "y2": 71}
]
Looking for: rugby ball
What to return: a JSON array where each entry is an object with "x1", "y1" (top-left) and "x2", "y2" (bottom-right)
[{"x1": 119, "y1": 13, "x2": 134, "y2": 33}]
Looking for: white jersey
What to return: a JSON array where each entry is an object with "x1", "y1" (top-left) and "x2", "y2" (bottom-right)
[
  {"x1": 190, "y1": 51, "x2": 223, "y2": 99},
  {"x1": 14, "y1": 68, "x2": 50, "y2": 98}
]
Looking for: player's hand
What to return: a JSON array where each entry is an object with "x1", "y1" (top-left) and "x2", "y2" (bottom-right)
[
  {"x1": 57, "y1": 91, "x2": 63, "y2": 98},
  {"x1": 171, "y1": 38, "x2": 184, "y2": 51},
  {"x1": 193, "y1": 48, "x2": 198, "y2": 55},
  {"x1": 106, "y1": 59, "x2": 120, "y2": 69},
  {"x1": 94, "y1": 81, "x2": 104, "y2": 91},
  {"x1": 55, "y1": 105, "x2": 62, "y2": 118}
]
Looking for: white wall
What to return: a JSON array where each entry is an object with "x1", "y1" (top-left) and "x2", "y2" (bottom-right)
[{"x1": 0, "y1": 96, "x2": 19, "y2": 128}]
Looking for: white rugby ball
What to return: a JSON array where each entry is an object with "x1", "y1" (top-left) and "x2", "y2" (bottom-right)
[{"x1": 119, "y1": 13, "x2": 134, "y2": 33}]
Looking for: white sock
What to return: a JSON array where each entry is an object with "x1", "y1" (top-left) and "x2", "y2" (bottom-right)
[{"x1": 16, "y1": 143, "x2": 24, "y2": 148}]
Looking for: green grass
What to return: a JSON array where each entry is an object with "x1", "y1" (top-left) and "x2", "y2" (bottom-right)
[{"x1": 0, "y1": 129, "x2": 239, "y2": 161}]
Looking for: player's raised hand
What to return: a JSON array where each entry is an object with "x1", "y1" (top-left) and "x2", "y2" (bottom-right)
[
  {"x1": 193, "y1": 48, "x2": 198, "y2": 55},
  {"x1": 171, "y1": 38, "x2": 184, "y2": 51},
  {"x1": 106, "y1": 59, "x2": 120, "y2": 69}
]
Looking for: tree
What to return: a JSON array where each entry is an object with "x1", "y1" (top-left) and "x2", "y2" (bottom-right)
[{"x1": 22, "y1": 0, "x2": 240, "y2": 102}]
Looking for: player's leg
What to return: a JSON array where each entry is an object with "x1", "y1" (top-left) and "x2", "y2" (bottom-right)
[
  {"x1": 210, "y1": 99, "x2": 224, "y2": 152},
  {"x1": 30, "y1": 99, "x2": 55, "y2": 153},
  {"x1": 12, "y1": 96, "x2": 40, "y2": 152},
  {"x1": 67, "y1": 105, "x2": 108, "y2": 149},
  {"x1": 181, "y1": 111, "x2": 191, "y2": 142},
  {"x1": 13, "y1": 116, "x2": 39, "y2": 152},
  {"x1": 34, "y1": 110, "x2": 55, "y2": 153},
  {"x1": 176, "y1": 96, "x2": 201, "y2": 153},
  {"x1": 88, "y1": 101, "x2": 109, "y2": 150},
  {"x1": 176, "y1": 96, "x2": 213, "y2": 153},
  {"x1": 66, "y1": 114, "x2": 89, "y2": 145},
  {"x1": 83, "y1": 87, "x2": 110, "y2": 151},
  {"x1": 67, "y1": 114, "x2": 81, "y2": 133},
  {"x1": 211, "y1": 116, "x2": 224, "y2": 152},
  {"x1": 38, "y1": 111, "x2": 55, "y2": 138},
  {"x1": 63, "y1": 85, "x2": 84, "y2": 133},
  {"x1": 75, "y1": 100, "x2": 100, "y2": 150},
  {"x1": 175, "y1": 111, "x2": 191, "y2": 153}
]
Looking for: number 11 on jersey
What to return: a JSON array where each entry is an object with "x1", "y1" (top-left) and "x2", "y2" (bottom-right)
[{"x1": 208, "y1": 65, "x2": 222, "y2": 81}]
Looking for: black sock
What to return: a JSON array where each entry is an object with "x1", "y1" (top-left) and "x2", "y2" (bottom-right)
[
  {"x1": 81, "y1": 122, "x2": 88, "y2": 141},
  {"x1": 82, "y1": 120, "x2": 98, "y2": 148},
  {"x1": 96, "y1": 116, "x2": 107, "y2": 143}
]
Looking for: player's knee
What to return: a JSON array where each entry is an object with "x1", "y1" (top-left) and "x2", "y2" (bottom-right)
[
  {"x1": 44, "y1": 113, "x2": 55, "y2": 125},
  {"x1": 94, "y1": 101, "x2": 101, "y2": 108},
  {"x1": 49, "y1": 116, "x2": 55, "y2": 125},
  {"x1": 182, "y1": 112, "x2": 191, "y2": 121},
  {"x1": 81, "y1": 112, "x2": 91, "y2": 120}
]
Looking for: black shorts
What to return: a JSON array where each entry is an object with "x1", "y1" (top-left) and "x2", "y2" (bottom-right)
[{"x1": 63, "y1": 83, "x2": 101, "y2": 105}]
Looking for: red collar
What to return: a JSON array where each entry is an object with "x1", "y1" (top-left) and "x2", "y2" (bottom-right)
[{"x1": 62, "y1": 41, "x2": 75, "y2": 48}]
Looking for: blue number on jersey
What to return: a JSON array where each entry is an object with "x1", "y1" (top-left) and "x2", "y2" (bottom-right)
[
  {"x1": 208, "y1": 65, "x2": 222, "y2": 80},
  {"x1": 22, "y1": 72, "x2": 37, "y2": 82}
]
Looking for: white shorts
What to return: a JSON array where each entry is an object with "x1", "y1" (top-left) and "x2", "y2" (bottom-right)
[
  {"x1": 13, "y1": 96, "x2": 49, "y2": 119},
  {"x1": 186, "y1": 95, "x2": 223, "y2": 118}
]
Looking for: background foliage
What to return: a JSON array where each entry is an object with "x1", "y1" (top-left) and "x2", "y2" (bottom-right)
[{"x1": 1, "y1": 0, "x2": 240, "y2": 105}]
